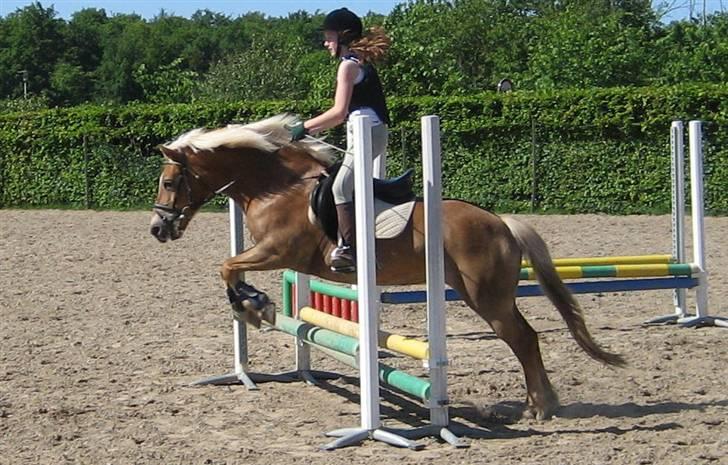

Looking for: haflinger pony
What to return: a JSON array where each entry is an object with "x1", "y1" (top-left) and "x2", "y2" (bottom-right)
[{"x1": 150, "y1": 114, "x2": 624, "y2": 420}]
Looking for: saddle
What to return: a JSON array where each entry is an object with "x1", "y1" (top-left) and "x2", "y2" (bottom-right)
[{"x1": 310, "y1": 162, "x2": 416, "y2": 243}]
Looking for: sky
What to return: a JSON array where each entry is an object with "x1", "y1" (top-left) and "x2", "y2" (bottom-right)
[
  {"x1": 0, "y1": 0, "x2": 724, "y2": 21},
  {"x1": 0, "y1": 0, "x2": 402, "y2": 18}
]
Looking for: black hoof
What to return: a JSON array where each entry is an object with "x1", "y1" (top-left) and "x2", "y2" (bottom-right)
[
  {"x1": 226, "y1": 282, "x2": 275, "y2": 327},
  {"x1": 228, "y1": 282, "x2": 270, "y2": 310}
]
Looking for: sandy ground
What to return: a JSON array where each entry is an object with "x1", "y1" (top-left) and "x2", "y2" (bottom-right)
[{"x1": 0, "y1": 209, "x2": 726, "y2": 465}]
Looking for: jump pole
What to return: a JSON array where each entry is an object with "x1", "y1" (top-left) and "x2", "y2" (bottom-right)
[
  {"x1": 194, "y1": 202, "x2": 340, "y2": 387},
  {"x1": 291, "y1": 272, "x2": 342, "y2": 384}
]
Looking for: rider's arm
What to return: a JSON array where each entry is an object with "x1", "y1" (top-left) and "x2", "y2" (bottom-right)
[{"x1": 304, "y1": 60, "x2": 359, "y2": 134}]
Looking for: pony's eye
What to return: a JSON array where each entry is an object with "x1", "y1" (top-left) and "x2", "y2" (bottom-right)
[{"x1": 163, "y1": 179, "x2": 175, "y2": 190}]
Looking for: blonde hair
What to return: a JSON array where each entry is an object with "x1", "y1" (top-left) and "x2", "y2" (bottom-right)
[{"x1": 348, "y1": 26, "x2": 391, "y2": 64}]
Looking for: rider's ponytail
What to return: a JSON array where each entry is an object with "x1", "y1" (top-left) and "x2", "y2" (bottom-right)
[{"x1": 348, "y1": 26, "x2": 390, "y2": 64}]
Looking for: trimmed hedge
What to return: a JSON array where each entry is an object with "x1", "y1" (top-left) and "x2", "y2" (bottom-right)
[{"x1": 1, "y1": 84, "x2": 727, "y2": 213}]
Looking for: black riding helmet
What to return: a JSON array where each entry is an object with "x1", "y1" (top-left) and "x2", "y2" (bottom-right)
[{"x1": 323, "y1": 8, "x2": 363, "y2": 46}]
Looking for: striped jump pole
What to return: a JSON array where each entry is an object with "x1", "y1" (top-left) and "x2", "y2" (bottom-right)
[
  {"x1": 299, "y1": 306, "x2": 429, "y2": 360},
  {"x1": 645, "y1": 121, "x2": 689, "y2": 324},
  {"x1": 275, "y1": 313, "x2": 431, "y2": 401},
  {"x1": 519, "y1": 263, "x2": 698, "y2": 280},
  {"x1": 381, "y1": 262, "x2": 700, "y2": 305},
  {"x1": 524, "y1": 254, "x2": 673, "y2": 267},
  {"x1": 281, "y1": 270, "x2": 359, "y2": 321},
  {"x1": 190, "y1": 200, "x2": 261, "y2": 388},
  {"x1": 672, "y1": 121, "x2": 688, "y2": 318},
  {"x1": 399, "y1": 115, "x2": 467, "y2": 447}
]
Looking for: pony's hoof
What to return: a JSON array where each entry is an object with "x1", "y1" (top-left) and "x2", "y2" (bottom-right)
[
  {"x1": 231, "y1": 300, "x2": 276, "y2": 329},
  {"x1": 241, "y1": 299, "x2": 276, "y2": 326},
  {"x1": 241, "y1": 292, "x2": 270, "y2": 311},
  {"x1": 523, "y1": 402, "x2": 559, "y2": 420},
  {"x1": 330, "y1": 265, "x2": 356, "y2": 274},
  {"x1": 227, "y1": 282, "x2": 274, "y2": 328}
]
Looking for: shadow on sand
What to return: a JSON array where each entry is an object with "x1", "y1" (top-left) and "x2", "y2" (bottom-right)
[{"x1": 311, "y1": 374, "x2": 726, "y2": 442}]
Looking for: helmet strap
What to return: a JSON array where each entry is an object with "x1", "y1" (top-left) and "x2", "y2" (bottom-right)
[{"x1": 335, "y1": 43, "x2": 350, "y2": 59}]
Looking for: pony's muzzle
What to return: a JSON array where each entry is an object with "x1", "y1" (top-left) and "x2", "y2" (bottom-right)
[{"x1": 150, "y1": 212, "x2": 181, "y2": 242}]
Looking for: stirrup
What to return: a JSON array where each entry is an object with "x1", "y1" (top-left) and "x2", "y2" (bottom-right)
[
  {"x1": 330, "y1": 245, "x2": 356, "y2": 273},
  {"x1": 330, "y1": 260, "x2": 356, "y2": 273}
]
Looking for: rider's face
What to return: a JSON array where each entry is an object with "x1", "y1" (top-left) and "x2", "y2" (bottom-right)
[{"x1": 323, "y1": 30, "x2": 338, "y2": 56}]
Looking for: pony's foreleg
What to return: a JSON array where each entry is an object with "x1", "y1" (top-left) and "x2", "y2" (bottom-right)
[{"x1": 220, "y1": 243, "x2": 286, "y2": 328}]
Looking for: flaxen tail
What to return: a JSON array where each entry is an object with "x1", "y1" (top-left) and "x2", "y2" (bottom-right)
[{"x1": 501, "y1": 216, "x2": 626, "y2": 367}]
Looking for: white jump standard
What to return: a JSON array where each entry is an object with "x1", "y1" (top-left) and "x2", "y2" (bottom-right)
[
  {"x1": 191, "y1": 200, "x2": 339, "y2": 388},
  {"x1": 322, "y1": 115, "x2": 469, "y2": 450},
  {"x1": 646, "y1": 121, "x2": 727, "y2": 328}
]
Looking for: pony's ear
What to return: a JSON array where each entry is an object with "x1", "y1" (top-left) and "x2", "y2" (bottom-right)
[{"x1": 157, "y1": 144, "x2": 184, "y2": 163}]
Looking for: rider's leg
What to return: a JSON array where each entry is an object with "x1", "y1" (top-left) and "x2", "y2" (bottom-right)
[
  {"x1": 329, "y1": 122, "x2": 389, "y2": 273},
  {"x1": 331, "y1": 152, "x2": 356, "y2": 272}
]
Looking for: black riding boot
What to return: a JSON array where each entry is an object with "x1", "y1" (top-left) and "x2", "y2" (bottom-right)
[{"x1": 330, "y1": 202, "x2": 356, "y2": 273}]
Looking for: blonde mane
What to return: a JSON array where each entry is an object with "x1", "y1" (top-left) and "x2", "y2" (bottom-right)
[{"x1": 163, "y1": 114, "x2": 337, "y2": 166}]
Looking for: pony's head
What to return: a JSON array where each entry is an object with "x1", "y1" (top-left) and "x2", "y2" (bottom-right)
[
  {"x1": 150, "y1": 145, "x2": 216, "y2": 242},
  {"x1": 150, "y1": 114, "x2": 336, "y2": 242}
]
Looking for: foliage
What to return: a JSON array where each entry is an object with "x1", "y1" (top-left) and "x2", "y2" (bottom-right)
[
  {"x1": 134, "y1": 59, "x2": 200, "y2": 103},
  {"x1": 1, "y1": 2, "x2": 727, "y2": 215},
  {"x1": 1, "y1": 85, "x2": 727, "y2": 215},
  {"x1": 525, "y1": 1, "x2": 656, "y2": 89},
  {"x1": 1, "y1": 2, "x2": 727, "y2": 105},
  {"x1": 650, "y1": 13, "x2": 728, "y2": 85},
  {"x1": 0, "y1": 95, "x2": 50, "y2": 112},
  {"x1": 0, "y1": 2, "x2": 64, "y2": 101},
  {"x1": 198, "y1": 30, "x2": 326, "y2": 102},
  {"x1": 382, "y1": 1, "x2": 467, "y2": 96}
]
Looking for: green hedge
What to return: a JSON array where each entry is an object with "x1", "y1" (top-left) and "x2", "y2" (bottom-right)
[{"x1": 1, "y1": 84, "x2": 727, "y2": 213}]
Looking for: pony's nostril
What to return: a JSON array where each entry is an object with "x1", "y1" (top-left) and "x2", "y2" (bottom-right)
[{"x1": 151, "y1": 226, "x2": 161, "y2": 237}]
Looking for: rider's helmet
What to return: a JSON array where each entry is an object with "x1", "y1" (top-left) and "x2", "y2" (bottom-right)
[{"x1": 323, "y1": 8, "x2": 363, "y2": 46}]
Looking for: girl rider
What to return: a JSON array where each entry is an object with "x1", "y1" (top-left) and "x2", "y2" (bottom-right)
[{"x1": 289, "y1": 8, "x2": 391, "y2": 273}]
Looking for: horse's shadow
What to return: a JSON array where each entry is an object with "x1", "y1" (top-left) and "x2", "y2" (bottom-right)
[
  {"x1": 313, "y1": 374, "x2": 726, "y2": 441},
  {"x1": 556, "y1": 399, "x2": 728, "y2": 419}
]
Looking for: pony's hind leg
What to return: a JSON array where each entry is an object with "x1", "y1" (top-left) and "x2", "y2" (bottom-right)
[
  {"x1": 450, "y1": 269, "x2": 559, "y2": 420},
  {"x1": 502, "y1": 302, "x2": 560, "y2": 420}
]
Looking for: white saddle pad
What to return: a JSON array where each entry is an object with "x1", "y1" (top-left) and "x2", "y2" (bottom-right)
[{"x1": 374, "y1": 200, "x2": 416, "y2": 239}]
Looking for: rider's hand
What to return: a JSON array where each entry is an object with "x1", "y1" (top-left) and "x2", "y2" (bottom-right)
[{"x1": 289, "y1": 121, "x2": 309, "y2": 142}]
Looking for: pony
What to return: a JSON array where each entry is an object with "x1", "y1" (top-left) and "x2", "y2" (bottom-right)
[{"x1": 150, "y1": 114, "x2": 624, "y2": 420}]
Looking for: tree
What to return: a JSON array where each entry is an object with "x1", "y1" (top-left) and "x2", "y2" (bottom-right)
[
  {"x1": 382, "y1": 1, "x2": 466, "y2": 96},
  {"x1": 199, "y1": 29, "x2": 321, "y2": 102},
  {"x1": 0, "y1": 2, "x2": 64, "y2": 100},
  {"x1": 50, "y1": 62, "x2": 90, "y2": 105},
  {"x1": 55, "y1": 8, "x2": 108, "y2": 104},
  {"x1": 134, "y1": 58, "x2": 200, "y2": 103},
  {"x1": 525, "y1": 1, "x2": 655, "y2": 88},
  {"x1": 95, "y1": 14, "x2": 148, "y2": 102},
  {"x1": 651, "y1": 12, "x2": 728, "y2": 85}
]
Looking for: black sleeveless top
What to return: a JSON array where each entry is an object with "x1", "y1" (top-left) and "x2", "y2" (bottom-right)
[{"x1": 342, "y1": 55, "x2": 391, "y2": 125}]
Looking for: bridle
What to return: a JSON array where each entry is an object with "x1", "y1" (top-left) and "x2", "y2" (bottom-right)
[
  {"x1": 153, "y1": 144, "x2": 327, "y2": 229},
  {"x1": 153, "y1": 154, "x2": 236, "y2": 226}
]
